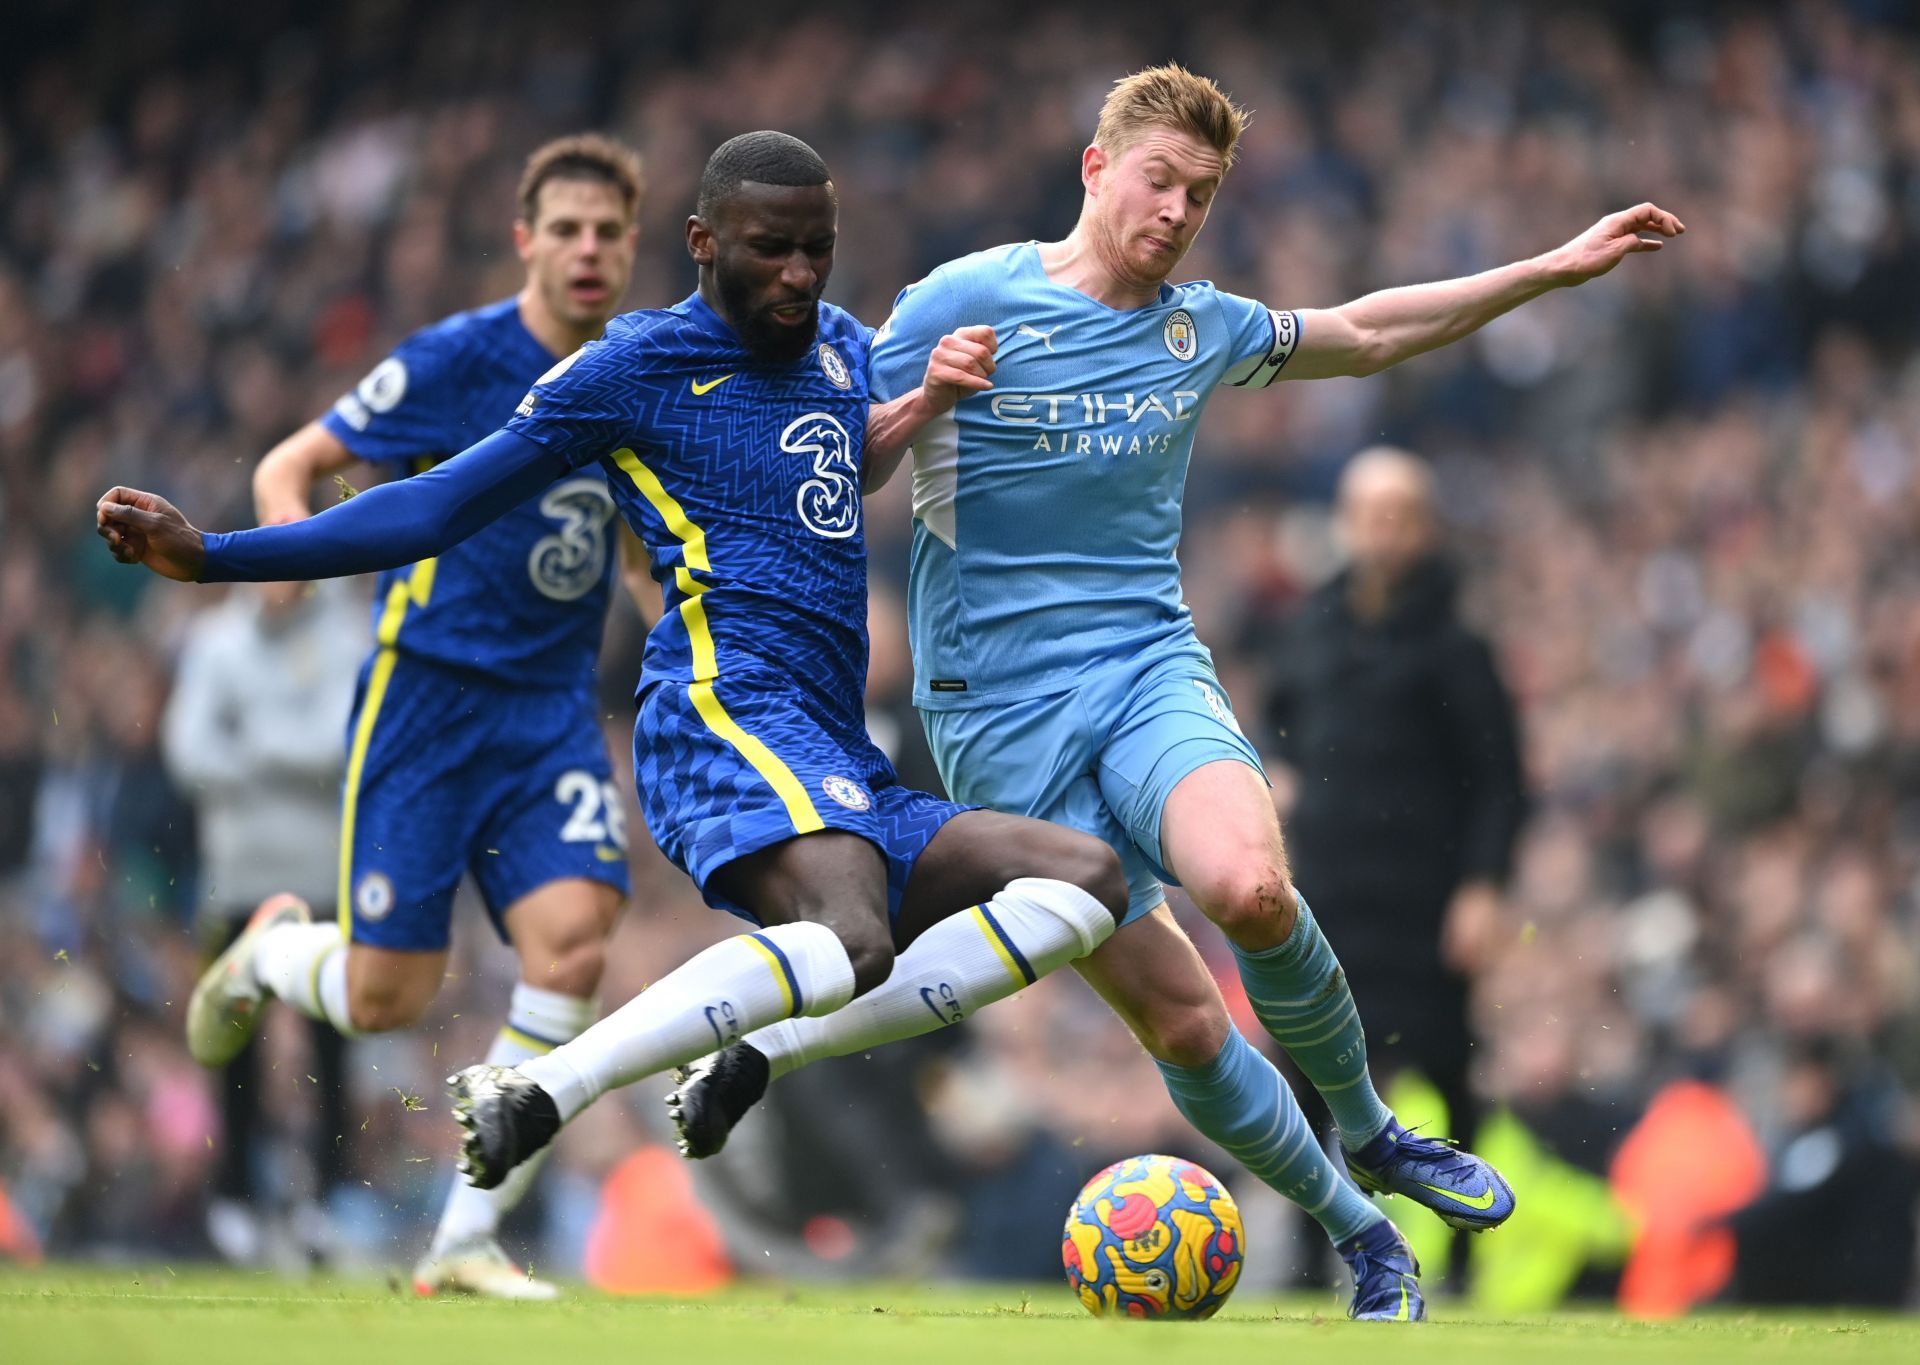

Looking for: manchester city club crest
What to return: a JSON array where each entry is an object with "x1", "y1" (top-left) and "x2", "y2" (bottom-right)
[
  {"x1": 1163, "y1": 308, "x2": 1198, "y2": 361},
  {"x1": 821, "y1": 774, "x2": 871, "y2": 810},
  {"x1": 818, "y1": 342, "x2": 852, "y2": 389}
]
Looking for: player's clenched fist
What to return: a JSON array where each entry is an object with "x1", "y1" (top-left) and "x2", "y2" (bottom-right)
[
  {"x1": 95, "y1": 486, "x2": 207, "y2": 582},
  {"x1": 921, "y1": 324, "x2": 997, "y2": 414}
]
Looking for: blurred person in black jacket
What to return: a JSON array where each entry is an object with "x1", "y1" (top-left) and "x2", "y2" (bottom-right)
[{"x1": 1264, "y1": 447, "x2": 1527, "y2": 1154}]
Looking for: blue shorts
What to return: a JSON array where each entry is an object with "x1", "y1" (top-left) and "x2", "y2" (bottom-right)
[
  {"x1": 341, "y1": 655, "x2": 629, "y2": 951},
  {"x1": 922, "y1": 642, "x2": 1264, "y2": 925},
  {"x1": 634, "y1": 665, "x2": 970, "y2": 926}
]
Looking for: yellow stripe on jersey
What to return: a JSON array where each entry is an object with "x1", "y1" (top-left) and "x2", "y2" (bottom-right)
[
  {"x1": 611, "y1": 448, "x2": 717, "y2": 675},
  {"x1": 610, "y1": 447, "x2": 824, "y2": 836},
  {"x1": 612, "y1": 450, "x2": 710, "y2": 572},
  {"x1": 337, "y1": 558, "x2": 439, "y2": 934}
]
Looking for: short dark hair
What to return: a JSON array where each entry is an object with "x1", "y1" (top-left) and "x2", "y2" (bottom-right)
[
  {"x1": 517, "y1": 132, "x2": 644, "y2": 224},
  {"x1": 696, "y1": 131, "x2": 831, "y2": 219}
]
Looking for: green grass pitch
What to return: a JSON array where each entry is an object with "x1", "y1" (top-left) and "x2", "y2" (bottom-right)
[{"x1": 3, "y1": 1268, "x2": 1912, "y2": 1364}]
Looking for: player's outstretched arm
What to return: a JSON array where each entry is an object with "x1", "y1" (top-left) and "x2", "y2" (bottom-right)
[
  {"x1": 1279, "y1": 203, "x2": 1686, "y2": 382},
  {"x1": 97, "y1": 428, "x2": 573, "y2": 585},
  {"x1": 863, "y1": 325, "x2": 996, "y2": 493}
]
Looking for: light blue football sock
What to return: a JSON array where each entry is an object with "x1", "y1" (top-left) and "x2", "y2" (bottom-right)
[
  {"x1": 1156, "y1": 1029, "x2": 1383, "y2": 1244},
  {"x1": 1233, "y1": 890, "x2": 1394, "y2": 1150}
]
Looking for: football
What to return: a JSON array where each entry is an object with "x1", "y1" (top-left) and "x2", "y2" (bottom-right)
[{"x1": 1061, "y1": 1153, "x2": 1245, "y2": 1319}]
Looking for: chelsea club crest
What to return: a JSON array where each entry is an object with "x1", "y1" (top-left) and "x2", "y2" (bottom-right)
[
  {"x1": 821, "y1": 775, "x2": 871, "y2": 810},
  {"x1": 1163, "y1": 309, "x2": 1198, "y2": 362},
  {"x1": 819, "y1": 343, "x2": 852, "y2": 389}
]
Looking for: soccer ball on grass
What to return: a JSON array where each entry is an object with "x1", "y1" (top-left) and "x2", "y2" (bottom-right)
[{"x1": 1061, "y1": 1153, "x2": 1244, "y2": 1319}]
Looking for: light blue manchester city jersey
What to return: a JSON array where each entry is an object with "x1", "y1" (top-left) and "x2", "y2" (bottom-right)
[{"x1": 870, "y1": 243, "x2": 1299, "y2": 708}]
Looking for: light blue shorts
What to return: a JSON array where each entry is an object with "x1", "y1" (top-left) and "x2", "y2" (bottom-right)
[{"x1": 921, "y1": 643, "x2": 1265, "y2": 924}]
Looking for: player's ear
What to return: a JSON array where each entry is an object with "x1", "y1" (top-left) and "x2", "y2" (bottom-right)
[
  {"x1": 686, "y1": 214, "x2": 715, "y2": 266},
  {"x1": 1082, "y1": 144, "x2": 1107, "y2": 197},
  {"x1": 512, "y1": 218, "x2": 534, "y2": 261}
]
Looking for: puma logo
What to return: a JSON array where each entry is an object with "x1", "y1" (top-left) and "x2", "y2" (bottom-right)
[{"x1": 1015, "y1": 324, "x2": 1061, "y2": 352}]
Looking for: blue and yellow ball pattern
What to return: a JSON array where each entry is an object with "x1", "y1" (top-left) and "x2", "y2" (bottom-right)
[{"x1": 1061, "y1": 1153, "x2": 1245, "y2": 1319}]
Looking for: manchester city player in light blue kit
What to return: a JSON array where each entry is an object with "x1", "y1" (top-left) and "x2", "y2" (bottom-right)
[
  {"x1": 176, "y1": 135, "x2": 650, "y2": 1297},
  {"x1": 673, "y1": 68, "x2": 1684, "y2": 1319},
  {"x1": 97, "y1": 133, "x2": 1131, "y2": 1256}
]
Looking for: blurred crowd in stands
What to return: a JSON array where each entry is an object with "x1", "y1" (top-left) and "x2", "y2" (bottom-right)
[{"x1": 2, "y1": 0, "x2": 1917, "y2": 1308}]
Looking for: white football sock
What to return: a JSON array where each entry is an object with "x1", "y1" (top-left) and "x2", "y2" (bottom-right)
[
  {"x1": 429, "y1": 983, "x2": 596, "y2": 1257},
  {"x1": 313, "y1": 945, "x2": 360, "y2": 1037},
  {"x1": 519, "y1": 921, "x2": 856, "y2": 1122},
  {"x1": 747, "y1": 877, "x2": 1113, "y2": 1080},
  {"x1": 253, "y1": 921, "x2": 361, "y2": 1036}
]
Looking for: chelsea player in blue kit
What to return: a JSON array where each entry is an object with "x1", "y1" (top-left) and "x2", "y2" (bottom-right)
[
  {"x1": 99, "y1": 132, "x2": 1130, "y2": 1225},
  {"x1": 176, "y1": 135, "x2": 650, "y2": 1298},
  {"x1": 674, "y1": 69, "x2": 1685, "y2": 1319}
]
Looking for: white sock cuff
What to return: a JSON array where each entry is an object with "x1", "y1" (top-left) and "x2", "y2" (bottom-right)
[
  {"x1": 746, "y1": 921, "x2": 857, "y2": 1018},
  {"x1": 994, "y1": 876, "x2": 1116, "y2": 956},
  {"x1": 253, "y1": 920, "x2": 344, "y2": 1016},
  {"x1": 315, "y1": 946, "x2": 362, "y2": 1038},
  {"x1": 751, "y1": 1017, "x2": 807, "y2": 1081},
  {"x1": 506, "y1": 982, "x2": 597, "y2": 1050}
]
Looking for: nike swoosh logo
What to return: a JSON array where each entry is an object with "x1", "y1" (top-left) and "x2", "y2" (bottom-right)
[
  {"x1": 919, "y1": 986, "x2": 962, "y2": 1024},
  {"x1": 1415, "y1": 1180, "x2": 1498, "y2": 1210},
  {"x1": 690, "y1": 374, "x2": 735, "y2": 395}
]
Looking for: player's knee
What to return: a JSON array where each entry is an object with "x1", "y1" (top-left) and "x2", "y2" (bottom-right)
[
  {"x1": 530, "y1": 936, "x2": 607, "y2": 998},
  {"x1": 999, "y1": 825, "x2": 1128, "y2": 927},
  {"x1": 837, "y1": 924, "x2": 896, "y2": 1000},
  {"x1": 1192, "y1": 864, "x2": 1297, "y2": 946},
  {"x1": 1060, "y1": 837, "x2": 1128, "y2": 926},
  {"x1": 1134, "y1": 998, "x2": 1231, "y2": 1070},
  {"x1": 346, "y1": 980, "x2": 432, "y2": 1034}
]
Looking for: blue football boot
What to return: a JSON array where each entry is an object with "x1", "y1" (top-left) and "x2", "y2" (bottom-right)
[
  {"x1": 1344, "y1": 1117, "x2": 1517, "y2": 1231},
  {"x1": 1338, "y1": 1219, "x2": 1426, "y2": 1322}
]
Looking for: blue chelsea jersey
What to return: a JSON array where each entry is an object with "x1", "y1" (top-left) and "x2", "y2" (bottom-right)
[
  {"x1": 505, "y1": 294, "x2": 875, "y2": 736},
  {"x1": 321, "y1": 298, "x2": 618, "y2": 689},
  {"x1": 870, "y1": 243, "x2": 1299, "y2": 709}
]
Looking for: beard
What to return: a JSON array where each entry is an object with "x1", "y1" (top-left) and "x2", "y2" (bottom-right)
[{"x1": 716, "y1": 267, "x2": 819, "y2": 363}]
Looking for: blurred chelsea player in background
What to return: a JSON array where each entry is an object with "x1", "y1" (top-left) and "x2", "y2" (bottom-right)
[{"x1": 179, "y1": 134, "x2": 650, "y2": 1299}]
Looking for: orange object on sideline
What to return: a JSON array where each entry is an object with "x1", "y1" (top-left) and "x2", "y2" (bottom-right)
[
  {"x1": 583, "y1": 1144, "x2": 733, "y2": 1295},
  {"x1": 0, "y1": 1180, "x2": 42, "y2": 1264},
  {"x1": 1610, "y1": 1079, "x2": 1766, "y2": 1317}
]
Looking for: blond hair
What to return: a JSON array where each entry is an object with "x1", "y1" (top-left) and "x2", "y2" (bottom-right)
[
  {"x1": 517, "y1": 132, "x2": 645, "y2": 224},
  {"x1": 1093, "y1": 64, "x2": 1250, "y2": 171}
]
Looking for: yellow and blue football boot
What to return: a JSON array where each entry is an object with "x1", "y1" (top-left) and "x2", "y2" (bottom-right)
[
  {"x1": 1338, "y1": 1219, "x2": 1426, "y2": 1322},
  {"x1": 1344, "y1": 1118, "x2": 1518, "y2": 1232}
]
